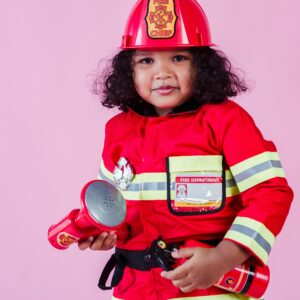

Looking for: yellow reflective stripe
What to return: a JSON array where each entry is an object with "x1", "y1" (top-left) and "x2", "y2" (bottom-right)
[
  {"x1": 224, "y1": 217, "x2": 275, "y2": 265},
  {"x1": 233, "y1": 217, "x2": 275, "y2": 247},
  {"x1": 169, "y1": 155, "x2": 223, "y2": 172},
  {"x1": 225, "y1": 170, "x2": 239, "y2": 197},
  {"x1": 226, "y1": 185, "x2": 239, "y2": 197},
  {"x1": 169, "y1": 294, "x2": 262, "y2": 300},
  {"x1": 100, "y1": 159, "x2": 227, "y2": 184},
  {"x1": 99, "y1": 160, "x2": 114, "y2": 180},
  {"x1": 236, "y1": 168, "x2": 284, "y2": 192},
  {"x1": 231, "y1": 152, "x2": 280, "y2": 174},
  {"x1": 230, "y1": 152, "x2": 285, "y2": 192},
  {"x1": 142, "y1": 172, "x2": 167, "y2": 182},
  {"x1": 99, "y1": 161, "x2": 239, "y2": 200}
]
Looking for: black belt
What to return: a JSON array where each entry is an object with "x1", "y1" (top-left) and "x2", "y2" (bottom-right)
[{"x1": 98, "y1": 238, "x2": 221, "y2": 290}]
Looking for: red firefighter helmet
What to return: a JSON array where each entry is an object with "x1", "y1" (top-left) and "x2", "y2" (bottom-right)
[{"x1": 121, "y1": 0, "x2": 212, "y2": 49}]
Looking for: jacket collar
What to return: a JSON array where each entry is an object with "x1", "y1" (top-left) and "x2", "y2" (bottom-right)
[{"x1": 128, "y1": 98, "x2": 202, "y2": 117}]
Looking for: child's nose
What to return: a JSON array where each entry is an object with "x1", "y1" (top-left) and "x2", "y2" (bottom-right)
[
  {"x1": 154, "y1": 71, "x2": 172, "y2": 80},
  {"x1": 154, "y1": 62, "x2": 173, "y2": 80}
]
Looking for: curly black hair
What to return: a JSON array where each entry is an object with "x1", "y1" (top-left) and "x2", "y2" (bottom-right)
[{"x1": 92, "y1": 47, "x2": 248, "y2": 112}]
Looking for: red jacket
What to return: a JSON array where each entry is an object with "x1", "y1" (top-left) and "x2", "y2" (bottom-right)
[{"x1": 98, "y1": 99, "x2": 293, "y2": 300}]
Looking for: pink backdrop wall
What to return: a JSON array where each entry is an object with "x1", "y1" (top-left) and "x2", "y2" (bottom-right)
[{"x1": 1, "y1": 1, "x2": 299, "y2": 299}]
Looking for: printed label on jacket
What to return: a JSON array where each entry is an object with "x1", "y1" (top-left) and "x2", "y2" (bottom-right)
[{"x1": 174, "y1": 173, "x2": 223, "y2": 210}]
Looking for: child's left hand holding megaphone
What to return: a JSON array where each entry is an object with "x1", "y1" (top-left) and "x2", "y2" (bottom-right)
[
  {"x1": 48, "y1": 180, "x2": 129, "y2": 250},
  {"x1": 78, "y1": 231, "x2": 117, "y2": 251}
]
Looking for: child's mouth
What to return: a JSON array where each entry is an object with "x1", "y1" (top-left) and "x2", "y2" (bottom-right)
[{"x1": 154, "y1": 86, "x2": 177, "y2": 95}]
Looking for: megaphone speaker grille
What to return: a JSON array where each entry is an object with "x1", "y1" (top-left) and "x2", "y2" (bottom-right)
[{"x1": 85, "y1": 181, "x2": 126, "y2": 227}]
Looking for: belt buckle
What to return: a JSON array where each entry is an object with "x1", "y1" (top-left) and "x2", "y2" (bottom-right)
[{"x1": 144, "y1": 236, "x2": 178, "y2": 271}]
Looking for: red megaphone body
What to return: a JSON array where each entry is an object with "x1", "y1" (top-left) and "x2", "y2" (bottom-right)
[{"x1": 48, "y1": 180, "x2": 128, "y2": 250}]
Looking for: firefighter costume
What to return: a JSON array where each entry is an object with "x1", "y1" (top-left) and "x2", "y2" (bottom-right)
[
  {"x1": 98, "y1": 99, "x2": 293, "y2": 300},
  {"x1": 97, "y1": 1, "x2": 293, "y2": 299}
]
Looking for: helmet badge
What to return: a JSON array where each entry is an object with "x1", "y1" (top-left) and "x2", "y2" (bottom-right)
[
  {"x1": 146, "y1": 0, "x2": 177, "y2": 39},
  {"x1": 113, "y1": 157, "x2": 134, "y2": 191}
]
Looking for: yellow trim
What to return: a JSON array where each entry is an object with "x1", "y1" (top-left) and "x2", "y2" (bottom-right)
[
  {"x1": 230, "y1": 152, "x2": 281, "y2": 174},
  {"x1": 226, "y1": 170, "x2": 234, "y2": 180},
  {"x1": 229, "y1": 151, "x2": 285, "y2": 192},
  {"x1": 123, "y1": 185, "x2": 239, "y2": 201},
  {"x1": 227, "y1": 185, "x2": 240, "y2": 197},
  {"x1": 99, "y1": 160, "x2": 114, "y2": 180},
  {"x1": 233, "y1": 217, "x2": 275, "y2": 246},
  {"x1": 237, "y1": 168, "x2": 285, "y2": 192},
  {"x1": 142, "y1": 172, "x2": 167, "y2": 182},
  {"x1": 99, "y1": 160, "x2": 239, "y2": 200},
  {"x1": 224, "y1": 217, "x2": 275, "y2": 264},
  {"x1": 175, "y1": 200, "x2": 222, "y2": 208},
  {"x1": 169, "y1": 155, "x2": 223, "y2": 172},
  {"x1": 225, "y1": 170, "x2": 240, "y2": 197},
  {"x1": 100, "y1": 159, "x2": 228, "y2": 183}
]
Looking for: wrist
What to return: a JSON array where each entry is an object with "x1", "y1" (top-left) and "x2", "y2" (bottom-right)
[{"x1": 214, "y1": 240, "x2": 251, "y2": 274}]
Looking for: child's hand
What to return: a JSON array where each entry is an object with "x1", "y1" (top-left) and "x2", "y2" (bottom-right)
[
  {"x1": 78, "y1": 231, "x2": 117, "y2": 251},
  {"x1": 161, "y1": 247, "x2": 226, "y2": 293}
]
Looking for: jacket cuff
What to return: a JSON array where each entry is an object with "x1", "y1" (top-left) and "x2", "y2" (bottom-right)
[{"x1": 224, "y1": 216, "x2": 275, "y2": 265}]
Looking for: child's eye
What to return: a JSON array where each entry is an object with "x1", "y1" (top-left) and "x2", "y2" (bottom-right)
[
  {"x1": 139, "y1": 58, "x2": 153, "y2": 64},
  {"x1": 173, "y1": 55, "x2": 187, "y2": 62}
]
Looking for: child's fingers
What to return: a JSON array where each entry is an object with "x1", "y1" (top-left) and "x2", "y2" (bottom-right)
[
  {"x1": 179, "y1": 283, "x2": 195, "y2": 293},
  {"x1": 100, "y1": 232, "x2": 117, "y2": 250},
  {"x1": 78, "y1": 231, "x2": 117, "y2": 251},
  {"x1": 78, "y1": 236, "x2": 94, "y2": 250},
  {"x1": 172, "y1": 247, "x2": 195, "y2": 259},
  {"x1": 90, "y1": 232, "x2": 109, "y2": 250},
  {"x1": 172, "y1": 276, "x2": 191, "y2": 289},
  {"x1": 161, "y1": 263, "x2": 189, "y2": 281}
]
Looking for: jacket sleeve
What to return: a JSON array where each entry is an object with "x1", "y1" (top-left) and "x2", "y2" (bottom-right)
[{"x1": 221, "y1": 104, "x2": 293, "y2": 265}]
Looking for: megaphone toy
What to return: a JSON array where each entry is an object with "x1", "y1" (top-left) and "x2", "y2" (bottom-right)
[{"x1": 48, "y1": 180, "x2": 128, "y2": 250}]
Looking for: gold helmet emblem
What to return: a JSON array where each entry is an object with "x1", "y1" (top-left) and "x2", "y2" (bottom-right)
[{"x1": 146, "y1": 0, "x2": 177, "y2": 39}]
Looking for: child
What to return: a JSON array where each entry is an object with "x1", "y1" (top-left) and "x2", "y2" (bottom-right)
[{"x1": 79, "y1": 1, "x2": 293, "y2": 299}]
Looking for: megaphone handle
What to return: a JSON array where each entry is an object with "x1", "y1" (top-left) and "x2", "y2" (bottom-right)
[
  {"x1": 75, "y1": 208, "x2": 95, "y2": 229},
  {"x1": 48, "y1": 209, "x2": 83, "y2": 249}
]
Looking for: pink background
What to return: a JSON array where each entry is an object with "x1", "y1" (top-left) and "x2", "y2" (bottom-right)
[{"x1": 1, "y1": 0, "x2": 299, "y2": 299}]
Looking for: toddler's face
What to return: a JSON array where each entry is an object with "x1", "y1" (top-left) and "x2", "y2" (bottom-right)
[{"x1": 132, "y1": 50, "x2": 196, "y2": 116}]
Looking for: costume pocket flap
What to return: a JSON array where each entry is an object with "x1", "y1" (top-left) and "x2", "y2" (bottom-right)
[{"x1": 168, "y1": 155, "x2": 223, "y2": 173}]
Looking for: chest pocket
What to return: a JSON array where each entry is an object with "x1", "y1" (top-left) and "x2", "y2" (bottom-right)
[{"x1": 166, "y1": 155, "x2": 226, "y2": 216}]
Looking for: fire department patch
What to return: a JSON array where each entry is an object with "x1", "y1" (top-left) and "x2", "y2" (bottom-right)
[
  {"x1": 57, "y1": 232, "x2": 79, "y2": 248},
  {"x1": 146, "y1": 0, "x2": 177, "y2": 39}
]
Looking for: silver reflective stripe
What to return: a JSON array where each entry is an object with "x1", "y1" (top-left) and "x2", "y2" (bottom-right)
[
  {"x1": 99, "y1": 169, "x2": 233, "y2": 192},
  {"x1": 99, "y1": 169, "x2": 175, "y2": 191},
  {"x1": 234, "y1": 160, "x2": 282, "y2": 183},
  {"x1": 142, "y1": 182, "x2": 169, "y2": 190},
  {"x1": 230, "y1": 224, "x2": 271, "y2": 254},
  {"x1": 127, "y1": 182, "x2": 172, "y2": 191}
]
